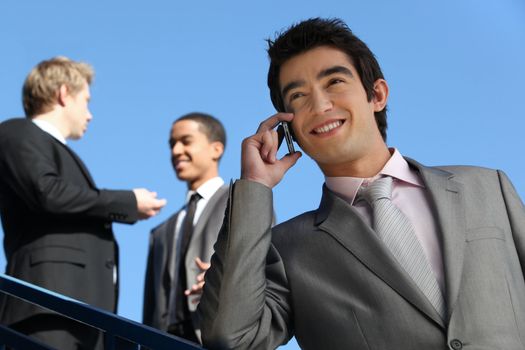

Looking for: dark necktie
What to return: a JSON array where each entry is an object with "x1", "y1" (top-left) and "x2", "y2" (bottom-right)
[{"x1": 173, "y1": 192, "x2": 201, "y2": 325}]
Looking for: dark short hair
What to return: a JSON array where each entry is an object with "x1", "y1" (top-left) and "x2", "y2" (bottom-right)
[
  {"x1": 267, "y1": 17, "x2": 388, "y2": 140},
  {"x1": 174, "y1": 112, "x2": 227, "y2": 149}
]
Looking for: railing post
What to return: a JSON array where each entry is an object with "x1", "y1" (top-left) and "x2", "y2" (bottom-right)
[
  {"x1": 115, "y1": 337, "x2": 139, "y2": 350},
  {"x1": 104, "y1": 332, "x2": 116, "y2": 350}
]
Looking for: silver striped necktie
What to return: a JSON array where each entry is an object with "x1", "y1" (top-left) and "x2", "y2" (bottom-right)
[{"x1": 360, "y1": 176, "x2": 446, "y2": 319}]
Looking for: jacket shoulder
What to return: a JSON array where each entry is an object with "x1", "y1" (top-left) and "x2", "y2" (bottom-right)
[
  {"x1": 212, "y1": 185, "x2": 229, "y2": 200},
  {"x1": 409, "y1": 157, "x2": 502, "y2": 184},
  {"x1": 271, "y1": 210, "x2": 317, "y2": 243},
  {"x1": 0, "y1": 118, "x2": 34, "y2": 135},
  {"x1": 434, "y1": 164, "x2": 496, "y2": 174},
  {"x1": 0, "y1": 118, "x2": 48, "y2": 145},
  {"x1": 208, "y1": 185, "x2": 229, "y2": 208},
  {"x1": 432, "y1": 164, "x2": 502, "y2": 183},
  {"x1": 150, "y1": 211, "x2": 179, "y2": 236},
  {"x1": 0, "y1": 118, "x2": 34, "y2": 131}
]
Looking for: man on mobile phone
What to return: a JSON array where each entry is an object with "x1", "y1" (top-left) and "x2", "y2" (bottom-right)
[{"x1": 198, "y1": 18, "x2": 525, "y2": 349}]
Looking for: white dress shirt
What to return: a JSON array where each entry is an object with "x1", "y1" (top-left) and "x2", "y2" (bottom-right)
[{"x1": 32, "y1": 119, "x2": 67, "y2": 145}]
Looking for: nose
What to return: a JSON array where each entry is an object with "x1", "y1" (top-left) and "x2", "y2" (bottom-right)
[
  {"x1": 310, "y1": 88, "x2": 333, "y2": 115},
  {"x1": 172, "y1": 142, "x2": 183, "y2": 156},
  {"x1": 87, "y1": 110, "x2": 93, "y2": 122}
]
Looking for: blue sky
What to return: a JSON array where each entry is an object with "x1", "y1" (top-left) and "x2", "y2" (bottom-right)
[{"x1": 1, "y1": 1, "x2": 524, "y2": 349}]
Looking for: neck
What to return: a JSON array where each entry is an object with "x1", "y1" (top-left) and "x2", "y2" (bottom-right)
[
  {"x1": 32, "y1": 108, "x2": 70, "y2": 139},
  {"x1": 187, "y1": 168, "x2": 219, "y2": 191},
  {"x1": 320, "y1": 144, "x2": 391, "y2": 178}
]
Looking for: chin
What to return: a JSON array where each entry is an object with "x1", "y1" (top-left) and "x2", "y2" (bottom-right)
[
  {"x1": 176, "y1": 172, "x2": 193, "y2": 183},
  {"x1": 313, "y1": 149, "x2": 349, "y2": 166},
  {"x1": 175, "y1": 172, "x2": 187, "y2": 181}
]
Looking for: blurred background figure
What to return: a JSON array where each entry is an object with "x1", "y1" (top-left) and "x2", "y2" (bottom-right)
[
  {"x1": 143, "y1": 112, "x2": 228, "y2": 344},
  {"x1": 0, "y1": 56, "x2": 166, "y2": 350}
]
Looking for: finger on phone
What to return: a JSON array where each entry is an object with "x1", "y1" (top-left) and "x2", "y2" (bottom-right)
[
  {"x1": 277, "y1": 124, "x2": 285, "y2": 149},
  {"x1": 257, "y1": 113, "x2": 293, "y2": 133}
]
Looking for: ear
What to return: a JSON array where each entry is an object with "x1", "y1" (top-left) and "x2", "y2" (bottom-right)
[
  {"x1": 210, "y1": 141, "x2": 224, "y2": 161},
  {"x1": 58, "y1": 84, "x2": 69, "y2": 107},
  {"x1": 372, "y1": 79, "x2": 389, "y2": 112}
]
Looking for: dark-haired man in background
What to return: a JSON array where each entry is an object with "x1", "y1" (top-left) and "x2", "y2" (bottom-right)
[
  {"x1": 198, "y1": 18, "x2": 525, "y2": 349},
  {"x1": 0, "y1": 56, "x2": 167, "y2": 349},
  {"x1": 143, "y1": 113, "x2": 228, "y2": 344}
]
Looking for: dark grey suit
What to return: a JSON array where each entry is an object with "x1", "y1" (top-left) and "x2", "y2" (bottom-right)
[
  {"x1": 143, "y1": 185, "x2": 228, "y2": 340},
  {"x1": 0, "y1": 118, "x2": 138, "y2": 348},
  {"x1": 199, "y1": 159, "x2": 525, "y2": 350}
]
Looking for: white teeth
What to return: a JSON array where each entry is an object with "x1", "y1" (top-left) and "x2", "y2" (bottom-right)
[{"x1": 314, "y1": 120, "x2": 342, "y2": 134}]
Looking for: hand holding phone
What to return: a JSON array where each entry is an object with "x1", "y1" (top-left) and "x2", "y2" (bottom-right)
[{"x1": 241, "y1": 113, "x2": 301, "y2": 188}]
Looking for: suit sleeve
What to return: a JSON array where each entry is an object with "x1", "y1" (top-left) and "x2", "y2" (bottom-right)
[
  {"x1": 498, "y1": 170, "x2": 525, "y2": 274},
  {"x1": 198, "y1": 180, "x2": 293, "y2": 350},
  {"x1": 0, "y1": 125, "x2": 138, "y2": 223}
]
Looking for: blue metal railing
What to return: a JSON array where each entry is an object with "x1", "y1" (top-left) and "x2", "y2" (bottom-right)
[{"x1": 0, "y1": 274, "x2": 203, "y2": 350}]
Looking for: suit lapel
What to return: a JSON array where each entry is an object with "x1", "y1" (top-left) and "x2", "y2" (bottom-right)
[
  {"x1": 189, "y1": 186, "x2": 228, "y2": 254},
  {"x1": 164, "y1": 213, "x2": 180, "y2": 287},
  {"x1": 182, "y1": 186, "x2": 227, "y2": 313},
  {"x1": 184, "y1": 186, "x2": 228, "y2": 292},
  {"x1": 409, "y1": 159, "x2": 466, "y2": 321},
  {"x1": 52, "y1": 139, "x2": 96, "y2": 187},
  {"x1": 64, "y1": 147, "x2": 96, "y2": 187},
  {"x1": 36, "y1": 124, "x2": 97, "y2": 187},
  {"x1": 315, "y1": 187, "x2": 444, "y2": 326}
]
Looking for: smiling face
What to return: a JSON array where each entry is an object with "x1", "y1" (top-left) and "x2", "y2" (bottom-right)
[
  {"x1": 279, "y1": 46, "x2": 390, "y2": 177},
  {"x1": 169, "y1": 119, "x2": 223, "y2": 190}
]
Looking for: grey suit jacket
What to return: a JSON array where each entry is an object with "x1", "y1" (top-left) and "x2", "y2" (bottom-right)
[
  {"x1": 143, "y1": 185, "x2": 228, "y2": 337},
  {"x1": 199, "y1": 159, "x2": 525, "y2": 350}
]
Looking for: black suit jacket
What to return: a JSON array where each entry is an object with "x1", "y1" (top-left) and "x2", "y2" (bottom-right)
[{"x1": 0, "y1": 118, "x2": 138, "y2": 325}]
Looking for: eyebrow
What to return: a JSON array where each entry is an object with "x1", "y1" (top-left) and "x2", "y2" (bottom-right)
[
  {"x1": 169, "y1": 134, "x2": 192, "y2": 145},
  {"x1": 281, "y1": 65, "x2": 354, "y2": 99},
  {"x1": 318, "y1": 65, "x2": 354, "y2": 80}
]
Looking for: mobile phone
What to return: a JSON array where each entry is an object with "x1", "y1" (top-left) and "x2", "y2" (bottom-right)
[{"x1": 280, "y1": 121, "x2": 296, "y2": 154}]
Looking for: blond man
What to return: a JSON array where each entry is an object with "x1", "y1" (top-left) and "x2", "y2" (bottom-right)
[{"x1": 0, "y1": 56, "x2": 166, "y2": 349}]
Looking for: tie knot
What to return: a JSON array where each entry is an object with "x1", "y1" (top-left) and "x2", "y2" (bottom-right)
[
  {"x1": 359, "y1": 176, "x2": 393, "y2": 205},
  {"x1": 188, "y1": 192, "x2": 201, "y2": 205}
]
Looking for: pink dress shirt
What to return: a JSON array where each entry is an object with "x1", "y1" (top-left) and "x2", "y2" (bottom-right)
[{"x1": 325, "y1": 149, "x2": 445, "y2": 293}]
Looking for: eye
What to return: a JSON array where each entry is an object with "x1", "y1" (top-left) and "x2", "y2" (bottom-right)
[
  {"x1": 328, "y1": 78, "x2": 345, "y2": 86},
  {"x1": 289, "y1": 91, "x2": 305, "y2": 102}
]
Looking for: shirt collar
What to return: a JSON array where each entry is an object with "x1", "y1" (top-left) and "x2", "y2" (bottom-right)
[
  {"x1": 380, "y1": 148, "x2": 423, "y2": 187},
  {"x1": 32, "y1": 119, "x2": 67, "y2": 145},
  {"x1": 325, "y1": 148, "x2": 424, "y2": 205},
  {"x1": 185, "y1": 177, "x2": 224, "y2": 204}
]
